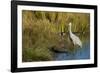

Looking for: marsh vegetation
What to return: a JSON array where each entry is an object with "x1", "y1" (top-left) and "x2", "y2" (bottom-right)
[{"x1": 22, "y1": 10, "x2": 90, "y2": 62}]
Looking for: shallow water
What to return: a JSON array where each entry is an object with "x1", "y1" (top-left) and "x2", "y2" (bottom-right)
[{"x1": 54, "y1": 41, "x2": 90, "y2": 60}]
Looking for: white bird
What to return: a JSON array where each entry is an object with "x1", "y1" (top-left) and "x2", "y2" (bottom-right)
[{"x1": 68, "y1": 22, "x2": 82, "y2": 48}]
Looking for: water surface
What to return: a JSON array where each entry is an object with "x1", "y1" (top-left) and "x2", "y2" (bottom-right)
[{"x1": 54, "y1": 33, "x2": 90, "y2": 60}]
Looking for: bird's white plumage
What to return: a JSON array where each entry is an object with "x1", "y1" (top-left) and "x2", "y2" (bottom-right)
[{"x1": 68, "y1": 22, "x2": 82, "y2": 48}]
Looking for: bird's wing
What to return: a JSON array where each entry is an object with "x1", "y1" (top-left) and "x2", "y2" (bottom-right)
[{"x1": 71, "y1": 34, "x2": 82, "y2": 47}]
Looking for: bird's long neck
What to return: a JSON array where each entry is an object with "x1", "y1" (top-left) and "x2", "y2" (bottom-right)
[{"x1": 69, "y1": 25, "x2": 72, "y2": 35}]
